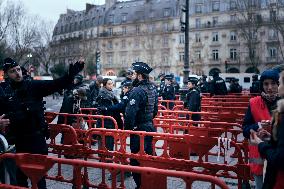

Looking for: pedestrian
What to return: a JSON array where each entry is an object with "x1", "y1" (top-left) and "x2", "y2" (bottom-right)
[
  {"x1": 229, "y1": 78, "x2": 242, "y2": 93},
  {"x1": 198, "y1": 75, "x2": 210, "y2": 93},
  {"x1": 210, "y1": 71, "x2": 228, "y2": 96},
  {"x1": 88, "y1": 75, "x2": 103, "y2": 107},
  {"x1": 158, "y1": 73, "x2": 165, "y2": 97},
  {"x1": 242, "y1": 69, "x2": 280, "y2": 189},
  {"x1": 250, "y1": 69, "x2": 284, "y2": 189},
  {"x1": 161, "y1": 74, "x2": 175, "y2": 109},
  {"x1": 124, "y1": 62, "x2": 158, "y2": 189},
  {"x1": 0, "y1": 57, "x2": 84, "y2": 189},
  {"x1": 185, "y1": 77, "x2": 201, "y2": 123},
  {"x1": 95, "y1": 78, "x2": 123, "y2": 151}
]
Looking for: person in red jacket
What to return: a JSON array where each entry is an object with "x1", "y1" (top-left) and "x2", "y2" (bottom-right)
[
  {"x1": 243, "y1": 69, "x2": 280, "y2": 189},
  {"x1": 250, "y1": 69, "x2": 284, "y2": 189}
]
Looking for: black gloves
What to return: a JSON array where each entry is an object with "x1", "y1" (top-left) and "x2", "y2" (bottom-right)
[{"x1": 68, "y1": 60, "x2": 85, "y2": 78}]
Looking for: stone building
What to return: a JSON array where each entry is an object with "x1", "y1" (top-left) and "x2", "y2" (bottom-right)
[{"x1": 50, "y1": 0, "x2": 284, "y2": 77}]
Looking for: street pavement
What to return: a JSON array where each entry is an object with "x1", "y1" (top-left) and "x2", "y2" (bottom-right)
[{"x1": 42, "y1": 95, "x2": 249, "y2": 189}]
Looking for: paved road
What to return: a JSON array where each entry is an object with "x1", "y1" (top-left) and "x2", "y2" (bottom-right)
[{"x1": 43, "y1": 96, "x2": 248, "y2": 189}]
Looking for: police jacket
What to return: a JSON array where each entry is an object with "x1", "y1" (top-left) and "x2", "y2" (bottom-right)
[
  {"x1": 229, "y1": 83, "x2": 242, "y2": 93},
  {"x1": 124, "y1": 80, "x2": 158, "y2": 130},
  {"x1": 0, "y1": 75, "x2": 74, "y2": 141},
  {"x1": 161, "y1": 84, "x2": 175, "y2": 100},
  {"x1": 185, "y1": 88, "x2": 201, "y2": 112},
  {"x1": 108, "y1": 90, "x2": 131, "y2": 116},
  {"x1": 210, "y1": 76, "x2": 228, "y2": 96},
  {"x1": 250, "y1": 81, "x2": 260, "y2": 94},
  {"x1": 199, "y1": 81, "x2": 210, "y2": 93},
  {"x1": 158, "y1": 80, "x2": 165, "y2": 96}
]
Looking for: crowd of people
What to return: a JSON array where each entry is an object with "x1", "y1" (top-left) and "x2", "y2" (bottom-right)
[{"x1": 0, "y1": 56, "x2": 283, "y2": 189}]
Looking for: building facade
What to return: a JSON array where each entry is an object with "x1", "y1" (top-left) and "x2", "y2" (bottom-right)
[{"x1": 50, "y1": 0, "x2": 284, "y2": 77}]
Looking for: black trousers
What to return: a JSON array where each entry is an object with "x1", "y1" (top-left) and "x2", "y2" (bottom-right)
[
  {"x1": 129, "y1": 123, "x2": 155, "y2": 189},
  {"x1": 15, "y1": 134, "x2": 48, "y2": 189}
]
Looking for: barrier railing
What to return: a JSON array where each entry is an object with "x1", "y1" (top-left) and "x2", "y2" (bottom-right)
[{"x1": 0, "y1": 153, "x2": 229, "y2": 189}]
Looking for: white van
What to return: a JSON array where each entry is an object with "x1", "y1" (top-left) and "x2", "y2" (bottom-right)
[{"x1": 218, "y1": 73, "x2": 257, "y2": 90}]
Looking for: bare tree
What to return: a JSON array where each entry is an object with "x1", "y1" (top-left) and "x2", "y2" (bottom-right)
[
  {"x1": 32, "y1": 20, "x2": 54, "y2": 75},
  {"x1": 236, "y1": 0, "x2": 263, "y2": 73},
  {"x1": 0, "y1": 0, "x2": 15, "y2": 42},
  {"x1": 269, "y1": 1, "x2": 284, "y2": 62}
]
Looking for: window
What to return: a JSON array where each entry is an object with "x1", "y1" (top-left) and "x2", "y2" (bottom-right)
[
  {"x1": 249, "y1": 48, "x2": 256, "y2": 58},
  {"x1": 195, "y1": 4, "x2": 202, "y2": 13},
  {"x1": 163, "y1": 8, "x2": 170, "y2": 17},
  {"x1": 135, "y1": 25, "x2": 140, "y2": 34},
  {"x1": 109, "y1": 15, "x2": 114, "y2": 24},
  {"x1": 122, "y1": 13, "x2": 127, "y2": 23},
  {"x1": 148, "y1": 24, "x2": 155, "y2": 33},
  {"x1": 179, "y1": 34, "x2": 185, "y2": 44},
  {"x1": 212, "y1": 32, "x2": 218, "y2": 42},
  {"x1": 163, "y1": 36, "x2": 169, "y2": 46},
  {"x1": 107, "y1": 53, "x2": 113, "y2": 64},
  {"x1": 213, "y1": 17, "x2": 218, "y2": 26},
  {"x1": 163, "y1": 22, "x2": 169, "y2": 32},
  {"x1": 134, "y1": 39, "x2": 140, "y2": 48},
  {"x1": 230, "y1": 48, "x2": 237, "y2": 60},
  {"x1": 195, "y1": 50, "x2": 201, "y2": 60},
  {"x1": 212, "y1": 50, "x2": 219, "y2": 60},
  {"x1": 107, "y1": 41, "x2": 113, "y2": 49},
  {"x1": 249, "y1": 30, "x2": 258, "y2": 40},
  {"x1": 195, "y1": 18, "x2": 201, "y2": 28},
  {"x1": 162, "y1": 55, "x2": 169, "y2": 65},
  {"x1": 122, "y1": 26, "x2": 127, "y2": 35},
  {"x1": 108, "y1": 28, "x2": 113, "y2": 36},
  {"x1": 230, "y1": 31, "x2": 237, "y2": 41},
  {"x1": 270, "y1": 10, "x2": 277, "y2": 21},
  {"x1": 179, "y1": 52, "x2": 185, "y2": 62},
  {"x1": 230, "y1": 0, "x2": 237, "y2": 10},
  {"x1": 269, "y1": 47, "x2": 277, "y2": 57},
  {"x1": 212, "y1": 1, "x2": 220, "y2": 12},
  {"x1": 230, "y1": 14, "x2": 236, "y2": 22},
  {"x1": 249, "y1": 0, "x2": 258, "y2": 8},
  {"x1": 268, "y1": 29, "x2": 277, "y2": 40},
  {"x1": 195, "y1": 33, "x2": 201, "y2": 42},
  {"x1": 121, "y1": 40, "x2": 126, "y2": 48},
  {"x1": 121, "y1": 52, "x2": 127, "y2": 65}
]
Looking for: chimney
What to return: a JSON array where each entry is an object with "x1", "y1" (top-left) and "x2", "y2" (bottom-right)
[{"x1": 106, "y1": 0, "x2": 117, "y2": 9}]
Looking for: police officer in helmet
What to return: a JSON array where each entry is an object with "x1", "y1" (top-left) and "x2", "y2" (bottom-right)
[
  {"x1": 124, "y1": 62, "x2": 158, "y2": 189},
  {"x1": 0, "y1": 57, "x2": 84, "y2": 189},
  {"x1": 161, "y1": 74, "x2": 175, "y2": 109}
]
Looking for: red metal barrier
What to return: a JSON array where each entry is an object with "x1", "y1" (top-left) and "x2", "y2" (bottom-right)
[
  {"x1": 0, "y1": 153, "x2": 229, "y2": 189},
  {"x1": 158, "y1": 100, "x2": 184, "y2": 110},
  {"x1": 46, "y1": 125, "x2": 250, "y2": 188}
]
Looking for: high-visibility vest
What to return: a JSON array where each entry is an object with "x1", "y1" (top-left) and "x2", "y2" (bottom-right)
[{"x1": 249, "y1": 96, "x2": 271, "y2": 175}]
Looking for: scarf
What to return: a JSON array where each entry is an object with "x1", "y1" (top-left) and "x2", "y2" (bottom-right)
[
  {"x1": 98, "y1": 87, "x2": 118, "y2": 102},
  {"x1": 261, "y1": 92, "x2": 279, "y2": 103}
]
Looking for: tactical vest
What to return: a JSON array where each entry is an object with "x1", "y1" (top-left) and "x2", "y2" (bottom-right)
[
  {"x1": 138, "y1": 83, "x2": 157, "y2": 123},
  {"x1": 249, "y1": 96, "x2": 271, "y2": 175}
]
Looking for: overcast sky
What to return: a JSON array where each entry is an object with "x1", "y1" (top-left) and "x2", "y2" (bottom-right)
[{"x1": 18, "y1": 0, "x2": 106, "y2": 25}]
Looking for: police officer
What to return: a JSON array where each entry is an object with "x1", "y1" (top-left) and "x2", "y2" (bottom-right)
[
  {"x1": 120, "y1": 69, "x2": 133, "y2": 99},
  {"x1": 185, "y1": 77, "x2": 201, "y2": 122},
  {"x1": 124, "y1": 62, "x2": 158, "y2": 189},
  {"x1": 210, "y1": 71, "x2": 228, "y2": 96},
  {"x1": 250, "y1": 74, "x2": 260, "y2": 94},
  {"x1": 198, "y1": 75, "x2": 210, "y2": 93},
  {"x1": 158, "y1": 73, "x2": 165, "y2": 96},
  {"x1": 161, "y1": 74, "x2": 175, "y2": 109},
  {"x1": 0, "y1": 57, "x2": 84, "y2": 189},
  {"x1": 229, "y1": 78, "x2": 242, "y2": 93}
]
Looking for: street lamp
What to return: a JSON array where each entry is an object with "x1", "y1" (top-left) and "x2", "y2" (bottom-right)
[
  {"x1": 190, "y1": 60, "x2": 194, "y2": 74},
  {"x1": 27, "y1": 53, "x2": 33, "y2": 76}
]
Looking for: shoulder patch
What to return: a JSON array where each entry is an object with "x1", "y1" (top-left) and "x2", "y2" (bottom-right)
[
  {"x1": 129, "y1": 99, "x2": 136, "y2": 105},
  {"x1": 123, "y1": 96, "x2": 128, "y2": 100}
]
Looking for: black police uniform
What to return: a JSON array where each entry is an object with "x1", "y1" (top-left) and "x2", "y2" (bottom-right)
[
  {"x1": 158, "y1": 79, "x2": 165, "y2": 96},
  {"x1": 250, "y1": 75, "x2": 260, "y2": 94},
  {"x1": 198, "y1": 77, "x2": 210, "y2": 93},
  {"x1": 229, "y1": 79, "x2": 242, "y2": 93},
  {"x1": 0, "y1": 58, "x2": 84, "y2": 189},
  {"x1": 186, "y1": 78, "x2": 201, "y2": 122},
  {"x1": 210, "y1": 74, "x2": 228, "y2": 96},
  {"x1": 124, "y1": 62, "x2": 158, "y2": 188},
  {"x1": 161, "y1": 75, "x2": 175, "y2": 109}
]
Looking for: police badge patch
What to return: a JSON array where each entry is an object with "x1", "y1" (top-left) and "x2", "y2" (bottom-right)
[{"x1": 130, "y1": 99, "x2": 135, "y2": 105}]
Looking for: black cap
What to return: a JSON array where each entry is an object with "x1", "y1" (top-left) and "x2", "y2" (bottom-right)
[
  {"x1": 132, "y1": 62, "x2": 153, "y2": 74},
  {"x1": 127, "y1": 69, "x2": 133, "y2": 75},
  {"x1": 202, "y1": 75, "x2": 207, "y2": 78},
  {"x1": 158, "y1": 73, "x2": 165, "y2": 78},
  {"x1": 164, "y1": 74, "x2": 174, "y2": 80},
  {"x1": 3, "y1": 58, "x2": 19, "y2": 72},
  {"x1": 188, "y1": 77, "x2": 198, "y2": 85}
]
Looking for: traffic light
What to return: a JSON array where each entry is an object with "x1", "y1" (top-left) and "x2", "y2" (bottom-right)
[
  {"x1": 96, "y1": 51, "x2": 100, "y2": 64},
  {"x1": 95, "y1": 51, "x2": 101, "y2": 75}
]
